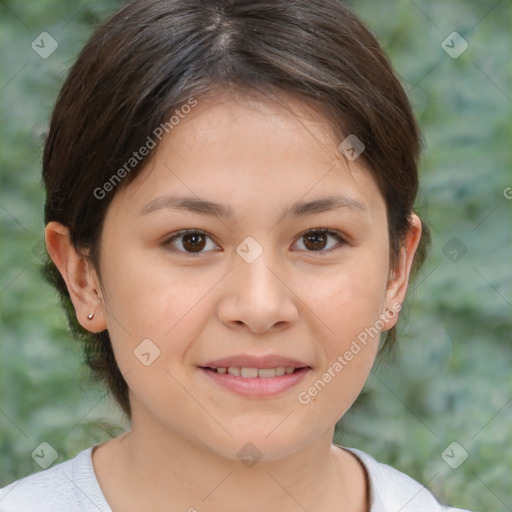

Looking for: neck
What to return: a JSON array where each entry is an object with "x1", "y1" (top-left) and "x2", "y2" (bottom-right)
[{"x1": 93, "y1": 409, "x2": 367, "y2": 512}]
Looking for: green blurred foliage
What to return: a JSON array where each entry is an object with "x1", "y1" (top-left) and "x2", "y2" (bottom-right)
[{"x1": 0, "y1": 1, "x2": 510, "y2": 511}]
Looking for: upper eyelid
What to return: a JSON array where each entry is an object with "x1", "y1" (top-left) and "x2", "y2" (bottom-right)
[
  {"x1": 296, "y1": 229, "x2": 347, "y2": 249},
  {"x1": 163, "y1": 229, "x2": 221, "y2": 257},
  {"x1": 165, "y1": 229, "x2": 221, "y2": 248}
]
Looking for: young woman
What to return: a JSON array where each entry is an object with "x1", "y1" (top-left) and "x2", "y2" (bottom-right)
[{"x1": 0, "y1": 0, "x2": 472, "y2": 510}]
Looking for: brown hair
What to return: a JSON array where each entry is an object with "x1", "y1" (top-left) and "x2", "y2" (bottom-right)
[{"x1": 43, "y1": 0, "x2": 430, "y2": 417}]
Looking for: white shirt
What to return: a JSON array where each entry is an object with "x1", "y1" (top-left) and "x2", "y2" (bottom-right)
[{"x1": 0, "y1": 446, "x2": 472, "y2": 511}]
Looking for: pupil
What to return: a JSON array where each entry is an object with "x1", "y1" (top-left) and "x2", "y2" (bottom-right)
[
  {"x1": 305, "y1": 233, "x2": 326, "y2": 251},
  {"x1": 183, "y1": 233, "x2": 205, "y2": 252}
]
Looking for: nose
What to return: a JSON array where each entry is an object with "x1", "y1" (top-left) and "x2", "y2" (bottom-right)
[{"x1": 217, "y1": 250, "x2": 299, "y2": 334}]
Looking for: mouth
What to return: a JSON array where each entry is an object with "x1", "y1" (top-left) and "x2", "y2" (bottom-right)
[{"x1": 198, "y1": 362, "x2": 312, "y2": 398}]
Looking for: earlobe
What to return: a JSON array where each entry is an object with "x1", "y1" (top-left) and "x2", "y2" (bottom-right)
[
  {"x1": 45, "y1": 221, "x2": 107, "y2": 333},
  {"x1": 382, "y1": 213, "x2": 422, "y2": 331}
]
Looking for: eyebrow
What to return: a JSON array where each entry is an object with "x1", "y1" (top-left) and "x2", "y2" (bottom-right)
[{"x1": 138, "y1": 194, "x2": 366, "y2": 219}]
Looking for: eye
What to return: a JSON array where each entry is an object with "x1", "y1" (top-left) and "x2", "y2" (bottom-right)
[
  {"x1": 163, "y1": 229, "x2": 220, "y2": 255},
  {"x1": 293, "y1": 228, "x2": 346, "y2": 253}
]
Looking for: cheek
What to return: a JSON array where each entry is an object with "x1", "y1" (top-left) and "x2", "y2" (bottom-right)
[
  {"x1": 292, "y1": 258, "x2": 387, "y2": 415},
  {"x1": 98, "y1": 248, "x2": 219, "y2": 373},
  {"x1": 302, "y1": 256, "x2": 388, "y2": 340}
]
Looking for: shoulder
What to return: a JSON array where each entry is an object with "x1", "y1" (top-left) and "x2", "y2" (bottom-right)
[
  {"x1": 344, "y1": 447, "x2": 473, "y2": 512},
  {"x1": 0, "y1": 447, "x2": 111, "y2": 512}
]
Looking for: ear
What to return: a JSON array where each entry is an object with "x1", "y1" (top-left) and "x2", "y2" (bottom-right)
[
  {"x1": 45, "y1": 221, "x2": 107, "y2": 333},
  {"x1": 381, "y1": 213, "x2": 422, "y2": 331}
]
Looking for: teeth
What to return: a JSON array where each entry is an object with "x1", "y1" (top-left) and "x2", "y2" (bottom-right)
[
  {"x1": 215, "y1": 366, "x2": 297, "y2": 378},
  {"x1": 258, "y1": 368, "x2": 277, "y2": 378},
  {"x1": 275, "y1": 366, "x2": 286, "y2": 376},
  {"x1": 240, "y1": 367, "x2": 259, "y2": 378}
]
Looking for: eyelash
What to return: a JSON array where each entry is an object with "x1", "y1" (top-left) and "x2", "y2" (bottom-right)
[{"x1": 163, "y1": 228, "x2": 347, "y2": 256}]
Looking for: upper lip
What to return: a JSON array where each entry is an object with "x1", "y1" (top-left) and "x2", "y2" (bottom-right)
[{"x1": 200, "y1": 354, "x2": 311, "y2": 369}]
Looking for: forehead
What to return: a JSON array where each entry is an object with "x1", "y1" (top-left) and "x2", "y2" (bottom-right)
[
  {"x1": 110, "y1": 91, "x2": 385, "y2": 221},
  {"x1": 167, "y1": 90, "x2": 343, "y2": 167}
]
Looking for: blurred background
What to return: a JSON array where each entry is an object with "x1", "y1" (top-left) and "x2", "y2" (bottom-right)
[{"x1": 0, "y1": 1, "x2": 510, "y2": 510}]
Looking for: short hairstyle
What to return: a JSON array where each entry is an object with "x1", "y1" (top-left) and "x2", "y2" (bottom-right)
[{"x1": 43, "y1": 0, "x2": 430, "y2": 417}]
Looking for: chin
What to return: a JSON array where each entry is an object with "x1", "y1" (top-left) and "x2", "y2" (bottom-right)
[{"x1": 207, "y1": 425, "x2": 313, "y2": 464}]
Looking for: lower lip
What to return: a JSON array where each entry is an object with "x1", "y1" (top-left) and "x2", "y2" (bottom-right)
[{"x1": 199, "y1": 367, "x2": 311, "y2": 398}]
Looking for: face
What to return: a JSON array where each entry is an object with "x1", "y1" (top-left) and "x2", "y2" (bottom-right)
[{"x1": 75, "y1": 91, "x2": 417, "y2": 461}]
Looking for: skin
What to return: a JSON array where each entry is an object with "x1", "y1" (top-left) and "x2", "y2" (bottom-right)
[{"x1": 46, "y1": 90, "x2": 421, "y2": 512}]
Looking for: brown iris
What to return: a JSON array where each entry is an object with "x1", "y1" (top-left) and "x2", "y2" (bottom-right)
[
  {"x1": 182, "y1": 233, "x2": 207, "y2": 252},
  {"x1": 303, "y1": 231, "x2": 328, "y2": 251}
]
